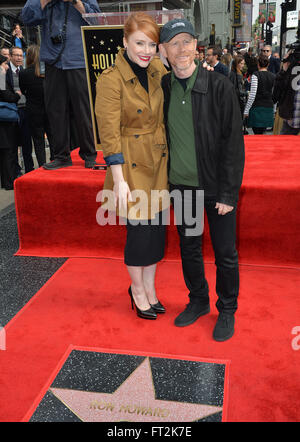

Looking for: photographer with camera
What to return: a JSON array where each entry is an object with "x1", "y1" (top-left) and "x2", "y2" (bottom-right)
[
  {"x1": 273, "y1": 41, "x2": 300, "y2": 136},
  {"x1": 21, "y1": 0, "x2": 100, "y2": 169}
]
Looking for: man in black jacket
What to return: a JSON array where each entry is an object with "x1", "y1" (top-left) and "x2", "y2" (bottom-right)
[
  {"x1": 7, "y1": 46, "x2": 33, "y2": 174},
  {"x1": 159, "y1": 19, "x2": 245, "y2": 342},
  {"x1": 206, "y1": 45, "x2": 229, "y2": 76},
  {"x1": 261, "y1": 45, "x2": 280, "y2": 75},
  {"x1": 272, "y1": 51, "x2": 300, "y2": 135}
]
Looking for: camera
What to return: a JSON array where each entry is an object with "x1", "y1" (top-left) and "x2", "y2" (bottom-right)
[
  {"x1": 51, "y1": 34, "x2": 64, "y2": 45},
  {"x1": 284, "y1": 39, "x2": 300, "y2": 65}
]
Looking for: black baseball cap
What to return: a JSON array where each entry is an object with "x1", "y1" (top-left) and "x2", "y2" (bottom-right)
[{"x1": 160, "y1": 18, "x2": 196, "y2": 43}]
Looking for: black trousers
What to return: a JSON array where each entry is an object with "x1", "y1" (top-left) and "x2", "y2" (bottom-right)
[
  {"x1": 44, "y1": 64, "x2": 96, "y2": 162},
  {"x1": 28, "y1": 109, "x2": 55, "y2": 166},
  {"x1": 170, "y1": 184, "x2": 239, "y2": 315},
  {"x1": 0, "y1": 148, "x2": 17, "y2": 188},
  {"x1": 18, "y1": 107, "x2": 34, "y2": 173}
]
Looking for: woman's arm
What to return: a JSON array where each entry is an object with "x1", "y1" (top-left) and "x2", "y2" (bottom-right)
[
  {"x1": 244, "y1": 74, "x2": 258, "y2": 116},
  {"x1": 95, "y1": 70, "x2": 131, "y2": 210}
]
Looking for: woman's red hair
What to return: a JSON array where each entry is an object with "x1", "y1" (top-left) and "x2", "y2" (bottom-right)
[{"x1": 124, "y1": 12, "x2": 159, "y2": 44}]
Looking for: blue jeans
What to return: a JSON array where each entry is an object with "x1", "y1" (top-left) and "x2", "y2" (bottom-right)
[{"x1": 170, "y1": 184, "x2": 239, "y2": 314}]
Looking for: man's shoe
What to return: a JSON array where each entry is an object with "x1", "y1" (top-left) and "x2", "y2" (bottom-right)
[
  {"x1": 213, "y1": 312, "x2": 235, "y2": 342},
  {"x1": 43, "y1": 159, "x2": 73, "y2": 170},
  {"x1": 174, "y1": 302, "x2": 210, "y2": 327}
]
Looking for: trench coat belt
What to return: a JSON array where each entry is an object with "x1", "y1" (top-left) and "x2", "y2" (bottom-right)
[{"x1": 121, "y1": 126, "x2": 158, "y2": 136}]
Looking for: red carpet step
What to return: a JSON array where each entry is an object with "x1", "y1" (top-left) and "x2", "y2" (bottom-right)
[
  {"x1": 1, "y1": 258, "x2": 300, "y2": 422},
  {"x1": 14, "y1": 136, "x2": 300, "y2": 266}
]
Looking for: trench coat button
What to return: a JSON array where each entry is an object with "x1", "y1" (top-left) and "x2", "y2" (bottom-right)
[
  {"x1": 137, "y1": 109, "x2": 142, "y2": 114},
  {"x1": 162, "y1": 152, "x2": 166, "y2": 157},
  {"x1": 134, "y1": 134, "x2": 139, "y2": 138},
  {"x1": 132, "y1": 163, "x2": 137, "y2": 168}
]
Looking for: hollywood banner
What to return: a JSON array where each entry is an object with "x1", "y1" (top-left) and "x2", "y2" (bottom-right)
[{"x1": 82, "y1": 26, "x2": 124, "y2": 150}]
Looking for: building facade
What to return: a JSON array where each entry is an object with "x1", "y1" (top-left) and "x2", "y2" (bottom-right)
[{"x1": 186, "y1": 0, "x2": 233, "y2": 48}]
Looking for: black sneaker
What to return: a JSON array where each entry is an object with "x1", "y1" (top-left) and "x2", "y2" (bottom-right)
[
  {"x1": 174, "y1": 302, "x2": 210, "y2": 327},
  {"x1": 213, "y1": 312, "x2": 235, "y2": 342},
  {"x1": 43, "y1": 159, "x2": 73, "y2": 170}
]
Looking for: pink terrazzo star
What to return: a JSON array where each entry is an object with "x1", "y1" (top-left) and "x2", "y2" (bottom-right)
[{"x1": 50, "y1": 358, "x2": 222, "y2": 422}]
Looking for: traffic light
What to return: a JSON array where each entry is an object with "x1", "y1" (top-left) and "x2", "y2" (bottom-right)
[
  {"x1": 284, "y1": 0, "x2": 296, "y2": 11},
  {"x1": 265, "y1": 20, "x2": 273, "y2": 45}
]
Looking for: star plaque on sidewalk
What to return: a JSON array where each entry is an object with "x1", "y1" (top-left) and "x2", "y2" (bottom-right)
[{"x1": 28, "y1": 349, "x2": 228, "y2": 422}]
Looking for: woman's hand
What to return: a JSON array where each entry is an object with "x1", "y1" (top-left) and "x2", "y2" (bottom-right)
[
  {"x1": 110, "y1": 164, "x2": 132, "y2": 212},
  {"x1": 113, "y1": 180, "x2": 132, "y2": 212}
]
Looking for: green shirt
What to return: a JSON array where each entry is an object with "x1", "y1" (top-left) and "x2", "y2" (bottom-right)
[{"x1": 168, "y1": 63, "x2": 199, "y2": 187}]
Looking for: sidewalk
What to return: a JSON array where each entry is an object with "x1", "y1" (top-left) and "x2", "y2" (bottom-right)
[
  {"x1": 0, "y1": 147, "x2": 51, "y2": 216},
  {"x1": 0, "y1": 189, "x2": 14, "y2": 215}
]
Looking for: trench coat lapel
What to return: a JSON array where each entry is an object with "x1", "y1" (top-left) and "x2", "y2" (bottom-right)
[
  {"x1": 147, "y1": 60, "x2": 161, "y2": 100},
  {"x1": 115, "y1": 49, "x2": 150, "y2": 106}
]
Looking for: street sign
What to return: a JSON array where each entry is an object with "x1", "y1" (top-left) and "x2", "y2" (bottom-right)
[
  {"x1": 287, "y1": 10, "x2": 298, "y2": 29},
  {"x1": 233, "y1": 0, "x2": 242, "y2": 27}
]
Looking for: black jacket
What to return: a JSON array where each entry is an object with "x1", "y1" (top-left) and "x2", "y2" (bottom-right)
[
  {"x1": 19, "y1": 65, "x2": 45, "y2": 113},
  {"x1": 162, "y1": 65, "x2": 245, "y2": 207},
  {"x1": 268, "y1": 56, "x2": 280, "y2": 75},
  {"x1": 6, "y1": 63, "x2": 23, "y2": 91},
  {"x1": 0, "y1": 79, "x2": 20, "y2": 150},
  {"x1": 273, "y1": 63, "x2": 300, "y2": 120},
  {"x1": 214, "y1": 61, "x2": 229, "y2": 77}
]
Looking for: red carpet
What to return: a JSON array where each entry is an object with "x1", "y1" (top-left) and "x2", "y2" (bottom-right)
[
  {"x1": 5, "y1": 136, "x2": 300, "y2": 422},
  {"x1": 1, "y1": 258, "x2": 300, "y2": 422},
  {"x1": 14, "y1": 136, "x2": 300, "y2": 266}
]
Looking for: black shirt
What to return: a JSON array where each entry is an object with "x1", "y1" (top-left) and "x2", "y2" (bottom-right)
[{"x1": 124, "y1": 51, "x2": 149, "y2": 93}]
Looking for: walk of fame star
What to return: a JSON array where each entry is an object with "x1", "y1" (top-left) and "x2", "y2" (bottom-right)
[{"x1": 49, "y1": 358, "x2": 222, "y2": 422}]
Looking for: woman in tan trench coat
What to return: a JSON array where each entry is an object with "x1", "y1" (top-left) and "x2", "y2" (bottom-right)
[{"x1": 95, "y1": 12, "x2": 169, "y2": 320}]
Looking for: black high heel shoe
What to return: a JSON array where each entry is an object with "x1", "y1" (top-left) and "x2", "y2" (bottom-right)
[
  {"x1": 128, "y1": 287, "x2": 157, "y2": 320},
  {"x1": 150, "y1": 300, "x2": 166, "y2": 314}
]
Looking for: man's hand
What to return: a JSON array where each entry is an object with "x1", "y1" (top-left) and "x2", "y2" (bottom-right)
[
  {"x1": 63, "y1": 0, "x2": 86, "y2": 14},
  {"x1": 202, "y1": 61, "x2": 214, "y2": 71},
  {"x1": 215, "y1": 202, "x2": 234, "y2": 215},
  {"x1": 40, "y1": 0, "x2": 52, "y2": 9}
]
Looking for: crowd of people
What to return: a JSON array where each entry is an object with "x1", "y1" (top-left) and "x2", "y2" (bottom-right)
[
  {"x1": 195, "y1": 44, "x2": 282, "y2": 134},
  {"x1": 0, "y1": 42, "x2": 52, "y2": 189},
  {"x1": 197, "y1": 43, "x2": 300, "y2": 137},
  {"x1": 0, "y1": 0, "x2": 100, "y2": 190}
]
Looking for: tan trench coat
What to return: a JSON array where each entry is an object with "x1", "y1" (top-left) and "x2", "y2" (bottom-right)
[{"x1": 95, "y1": 49, "x2": 169, "y2": 220}]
